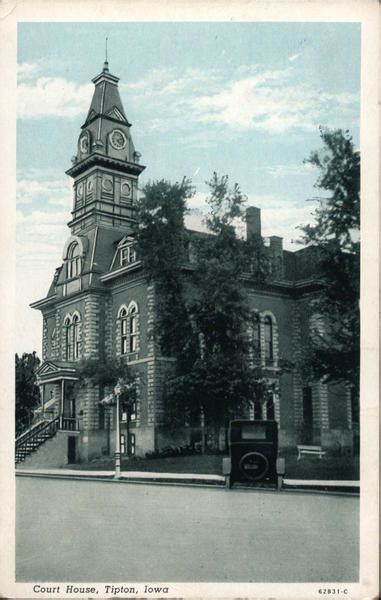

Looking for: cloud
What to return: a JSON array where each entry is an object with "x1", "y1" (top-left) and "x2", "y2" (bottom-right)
[
  {"x1": 18, "y1": 77, "x2": 92, "y2": 119},
  {"x1": 191, "y1": 71, "x2": 358, "y2": 134},
  {"x1": 17, "y1": 175, "x2": 72, "y2": 207},
  {"x1": 184, "y1": 190, "x2": 317, "y2": 250},
  {"x1": 288, "y1": 53, "x2": 301, "y2": 62},
  {"x1": 242, "y1": 194, "x2": 316, "y2": 249},
  {"x1": 17, "y1": 63, "x2": 359, "y2": 139},
  {"x1": 16, "y1": 206, "x2": 71, "y2": 352},
  {"x1": 18, "y1": 61, "x2": 42, "y2": 81},
  {"x1": 127, "y1": 65, "x2": 358, "y2": 137}
]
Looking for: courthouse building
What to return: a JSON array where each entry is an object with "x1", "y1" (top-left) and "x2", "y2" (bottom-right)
[{"x1": 17, "y1": 61, "x2": 357, "y2": 467}]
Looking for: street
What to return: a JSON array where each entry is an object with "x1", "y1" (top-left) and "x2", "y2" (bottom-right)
[{"x1": 16, "y1": 476, "x2": 358, "y2": 582}]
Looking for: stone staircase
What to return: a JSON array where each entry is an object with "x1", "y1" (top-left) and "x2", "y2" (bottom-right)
[{"x1": 15, "y1": 417, "x2": 78, "y2": 465}]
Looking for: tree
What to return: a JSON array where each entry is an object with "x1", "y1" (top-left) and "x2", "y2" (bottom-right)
[
  {"x1": 136, "y1": 174, "x2": 275, "y2": 449},
  {"x1": 77, "y1": 358, "x2": 137, "y2": 455},
  {"x1": 15, "y1": 352, "x2": 41, "y2": 434},
  {"x1": 299, "y1": 128, "x2": 360, "y2": 394},
  {"x1": 180, "y1": 174, "x2": 270, "y2": 433},
  {"x1": 77, "y1": 357, "x2": 136, "y2": 409},
  {"x1": 135, "y1": 178, "x2": 195, "y2": 358}
]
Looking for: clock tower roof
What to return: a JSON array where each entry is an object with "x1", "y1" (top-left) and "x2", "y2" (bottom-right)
[
  {"x1": 83, "y1": 61, "x2": 131, "y2": 127},
  {"x1": 67, "y1": 61, "x2": 144, "y2": 175}
]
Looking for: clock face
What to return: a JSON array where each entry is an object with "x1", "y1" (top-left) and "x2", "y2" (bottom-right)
[
  {"x1": 86, "y1": 178, "x2": 93, "y2": 193},
  {"x1": 80, "y1": 135, "x2": 89, "y2": 153},
  {"x1": 110, "y1": 129, "x2": 127, "y2": 150},
  {"x1": 77, "y1": 182, "x2": 84, "y2": 198}
]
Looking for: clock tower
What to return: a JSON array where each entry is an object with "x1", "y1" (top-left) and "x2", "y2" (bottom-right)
[{"x1": 66, "y1": 60, "x2": 145, "y2": 235}]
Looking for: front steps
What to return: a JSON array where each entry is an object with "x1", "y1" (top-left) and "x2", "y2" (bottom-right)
[
  {"x1": 16, "y1": 417, "x2": 79, "y2": 468},
  {"x1": 16, "y1": 430, "x2": 80, "y2": 469}
]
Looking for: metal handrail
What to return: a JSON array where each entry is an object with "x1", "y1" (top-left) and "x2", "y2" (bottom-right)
[
  {"x1": 16, "y1": 416, "x2": 60, "y2": 450},
  {"x1": 16, "y1": 418, "x2": 51, "y2": 444}
]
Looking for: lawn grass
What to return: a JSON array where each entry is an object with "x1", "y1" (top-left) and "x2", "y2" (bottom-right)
[{"x1": 68, "y1": 452, "x2": 359, "y2": 480}]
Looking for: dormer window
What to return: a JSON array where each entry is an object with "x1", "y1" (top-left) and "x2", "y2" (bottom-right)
[
  {"x1": 67, "y1": 242, "x2": 81, "y2": 278},
  {"x1": 120, "y1": 244, "x2": 137, "y2": 267}
]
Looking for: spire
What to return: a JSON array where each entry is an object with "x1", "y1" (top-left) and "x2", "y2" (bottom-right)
[
  {"x1": 103, "y1": 37, "x2": 109, "y2": 73},
  {"x1": 82, "y1": 59, "x2": 130, "y2": 128}
]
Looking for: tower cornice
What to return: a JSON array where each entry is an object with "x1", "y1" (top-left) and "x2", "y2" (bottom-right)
[{"x1": 66, "y1": 152, "x2": 146, "y2": 179}]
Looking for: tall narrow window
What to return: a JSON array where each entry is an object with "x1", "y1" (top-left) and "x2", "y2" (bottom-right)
[
  {"x1": 72, "y1": 314, "x2": 80, "y2": 359},
  {"x1": 254, "y1": 402, "x2": 263, "y2": 420},
  {"x1": 120, "y1": 308, "x2": 128, "y2": 355},
  {"x1": 67, "y1": 243, "x2": 81, "y2": 278},
  {"x1": 129, "y1": 306, "x2": 137, "y2": 352},
  {"x1": 65, "y1": 317, "x2": 72, "y2": 360},
  {"x1": 302, "y1": 386, "x2": 313, "y2": 444},
  {"x1": 252, "y1": 313, "x2": 260, "y2": 358},
  {"x1": 264, "y1": 316, "x2": 273, "y2": 362},
  {"x1": 266, "y1": 397, "x2": 275, "y2": 420},
  {"x1": 350, "y1": 387, "x2": 359, "y2": 424},
  {"x1": 129, "y1": 433, "x2": 136, "y2": 456},
  {"x1": 130, "y1": 400, "x2": 137, "y2": 422}
]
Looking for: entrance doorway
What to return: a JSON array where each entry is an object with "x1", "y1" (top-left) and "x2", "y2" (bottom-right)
[
  {"x1": 68, "y1": 436, "x2": 77, "y2": 463},
  {"x1": 63, "y1": 382, "x2": 76, "y2": 418}
]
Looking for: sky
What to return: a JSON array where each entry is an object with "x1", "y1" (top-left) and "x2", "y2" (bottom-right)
[{"x1": 16, "y1": 21, "x2": 360, "y2": 355}]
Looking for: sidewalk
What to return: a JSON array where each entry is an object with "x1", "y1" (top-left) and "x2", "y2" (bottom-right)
[{"x1": 15, "y1": 467, "x2": 360, "y2": 493}]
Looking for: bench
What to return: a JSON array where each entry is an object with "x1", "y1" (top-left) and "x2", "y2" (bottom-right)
[{"x1": 297, "y1": 445, "x2": 326, "y2": 460}]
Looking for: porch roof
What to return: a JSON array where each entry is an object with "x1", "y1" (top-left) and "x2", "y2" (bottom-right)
[{"x1": 36, "y1": 360, "x2": 79, "y2": 383}]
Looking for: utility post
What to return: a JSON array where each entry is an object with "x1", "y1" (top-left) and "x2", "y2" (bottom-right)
[{"x1": 114, "y1": 379, "x2": 122, "y2": 479}]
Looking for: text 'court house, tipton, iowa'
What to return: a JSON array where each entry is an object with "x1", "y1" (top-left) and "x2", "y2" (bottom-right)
[{"x1": 19, "y1": 60, "x2": 358, "y2": 467}]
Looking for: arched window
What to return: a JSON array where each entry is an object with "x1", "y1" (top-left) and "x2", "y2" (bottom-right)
[
  {"x1": 120, "y1": 307, "x2": 128, "y2": 355},
  {"x1": 129, "y1": 305, "x2": 137, "y2": 353},
  {"x1": 64, "y1": 316, "x2": 72, "y2": 360},
  {"x1": 118, "y1": 303, "x2": 138, "y2": 355},
  {"x1": 64, "y1": 313, "x2": 81, "y2": 361},
  {"x1": 264, "y1": 316, "x2": 273, "y2": 362},
  {"x1": 72, "y1": 314, "x2": 80, "y2": 359},
  {"x1": 67, "y1": 242, "x2": 81, "y2": 278}
]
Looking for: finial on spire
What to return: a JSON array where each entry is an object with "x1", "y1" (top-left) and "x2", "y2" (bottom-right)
[{"x1": 103, "y1": 37, "x2": 109, "y2": 72}]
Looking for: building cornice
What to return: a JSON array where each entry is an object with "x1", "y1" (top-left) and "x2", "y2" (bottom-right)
[
  {"x1": 100, "y1": 261, "x2": 143, "y2": 282},
  {"x1": 30, "y1": 295, "x2": 57, "y2": 310},
  {"x1": 66, "y1": 152, "x2": 145, "y2": 179},
  {"x1": 30, "y1": 287, "x2": 108, "y2": 312}
]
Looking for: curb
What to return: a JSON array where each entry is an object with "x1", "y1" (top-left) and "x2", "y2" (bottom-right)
[{"x1": 15, "y1": 470, "x2": 360, "y2": 496}]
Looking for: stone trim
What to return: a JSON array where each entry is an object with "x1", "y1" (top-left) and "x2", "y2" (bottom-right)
[{"x1": 291, "y1": 301, "x2": 303, "y2": 427}]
